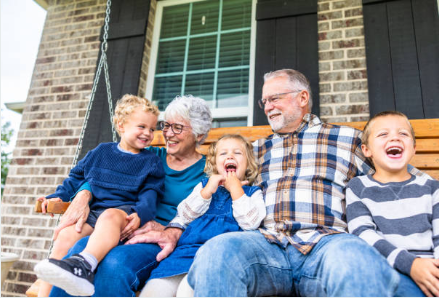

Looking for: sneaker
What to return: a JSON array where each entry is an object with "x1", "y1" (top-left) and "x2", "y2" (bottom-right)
[{"x1": 34, "y1": 254, "x2": 95, "y2": 296}]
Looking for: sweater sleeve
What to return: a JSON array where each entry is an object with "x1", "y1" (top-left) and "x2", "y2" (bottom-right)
[
  {"x1": 46, "y1": 151, "x2": 91, "y2": 202},
  {"x1": 168, "y1": 182, "x2": 211, "y2": 230},
  {"x1": 131, "y1": 159, "x2": 165, "y2": 226},
  {"x1": 346, "y1": 184, "x2": 416, "y2": 275},
  {"x1": 232, "y1": 189, "x2": 266, "y2": 230}
]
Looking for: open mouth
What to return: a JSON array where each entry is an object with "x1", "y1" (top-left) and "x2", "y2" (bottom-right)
[
  {"x1": 386, "y1": 146, "x2": 403, "y2": 157},
  {"x1": 224, "y1": 160, "x2": 237, "y2": 172}
]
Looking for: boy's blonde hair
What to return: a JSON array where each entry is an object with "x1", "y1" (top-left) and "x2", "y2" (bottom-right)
[
  {"x1": 361, "y1": 111, "x2": 416, "y2": 147},
  {"x1": 113, "y1": 94, "x2": 160, "y2": 135},
  {"x1": 204, "y1": 134, "x2": 259, "y2": 185}
]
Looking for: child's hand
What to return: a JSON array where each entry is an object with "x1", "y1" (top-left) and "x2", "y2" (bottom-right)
[
  {"x1": 37, "y1": 197, "x2": 62, "y2": 217},
  {"x1": 410, "y1": 258, "x2": 439, "y2": 297},
  {"x1": 120, "y1": 213, "x2": 141, "y2": 241},
  {"x1": 201, "y1": 175, "x2": 225, "y2": 199},
  {"x1": 223, "y1": 171, "x2": 247, "y2": 200}
]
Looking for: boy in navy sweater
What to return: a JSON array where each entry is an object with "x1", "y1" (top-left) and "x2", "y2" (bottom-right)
[
  {"x1": 34, "y1": 95, "x2": 165, "y2": 296},
  {"x1": 346, "y1": 111, "x2": 439, "y2": 297}
]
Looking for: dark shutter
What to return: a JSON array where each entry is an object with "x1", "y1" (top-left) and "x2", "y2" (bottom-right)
[
  {"x1": 80, "y1": 0, "x2": 150, "y2": 159},
  {"x1": 363, "y1": 0, "x2": 439, "y2": 119},
  {"x1": 253, "y1": 0, "x2": 319, "y2": 125}
]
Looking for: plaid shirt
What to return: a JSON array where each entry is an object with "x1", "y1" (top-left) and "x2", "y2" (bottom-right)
[{"x1": 253, "y1": 114, "x2": 373, "y2": 254}]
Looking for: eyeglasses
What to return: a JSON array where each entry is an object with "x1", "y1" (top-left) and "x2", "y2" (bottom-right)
[
  {"x1": 160, "y1": 121, "x2": 190, "y2": 134},
  {"x1": 258, "y1": 90, "x2": 302, "y2": 109}
]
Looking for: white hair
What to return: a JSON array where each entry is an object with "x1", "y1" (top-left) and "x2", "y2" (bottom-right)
[
  {"x1": 164, "y1": 95, "x2": 212, "y2": 145},
  {"x1": 264, "y1": 69, "x2": 313, "y2": 111}
]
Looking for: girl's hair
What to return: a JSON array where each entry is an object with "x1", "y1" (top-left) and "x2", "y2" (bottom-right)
[
  {"x1": 361, "y1": 110, "x2": 416, "y2": 146},
  {"x1": 204, "y1": 134, "x2": 259, "y2": 185},
  {"x1": 113, "y1": 94, "x2": 159, "y2": 136}
]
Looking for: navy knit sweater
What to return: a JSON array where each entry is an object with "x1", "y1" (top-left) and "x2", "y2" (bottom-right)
[{"x1": 47, "y1": 142, "x2": 165, "y2": 226}]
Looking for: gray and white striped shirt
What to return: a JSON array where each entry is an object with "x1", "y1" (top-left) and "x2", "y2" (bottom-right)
[{"x1": 346, "y1": 174, "x2": 439, "y2": 275}]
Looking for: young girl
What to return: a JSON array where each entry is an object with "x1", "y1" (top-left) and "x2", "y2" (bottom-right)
[
  {"x1": 141, "y1": 134, "x2": 266, "y2": 297},
  {"x1": 34, "y1": 95, "x2": 165, "y2": 297}
]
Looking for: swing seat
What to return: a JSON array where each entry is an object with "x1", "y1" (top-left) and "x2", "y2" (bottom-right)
[{"x1": 34, "y1": 200, "x2": 70, "y2": 214}]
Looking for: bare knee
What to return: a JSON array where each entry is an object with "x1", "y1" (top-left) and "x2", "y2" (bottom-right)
[{"x1": 95, "y1": 208, "x2": 127, "y2": 228}]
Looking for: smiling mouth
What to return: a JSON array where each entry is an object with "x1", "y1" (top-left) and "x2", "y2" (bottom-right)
[
  {"x1": 224, "y1": 160, "x2": 237, "y2": 172},
  {"x1": 386, "y1": 146, "x2": 403, "y2": 157}
]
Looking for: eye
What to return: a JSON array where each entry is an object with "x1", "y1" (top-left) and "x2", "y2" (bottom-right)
[
  {"x1": 400, "y1": 131, "x2": 409, "y2": 137},
  {"x1": 138, "y1": 125, "x2": 145, "y2": 129},
  {"x1": 377, "y1": 132, "x2": 387, "y2": 137}
]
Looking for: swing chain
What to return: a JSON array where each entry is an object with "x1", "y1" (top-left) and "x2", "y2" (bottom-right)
[{"x1": 47, "y1": 0, "x2": 115, "y2": 259}]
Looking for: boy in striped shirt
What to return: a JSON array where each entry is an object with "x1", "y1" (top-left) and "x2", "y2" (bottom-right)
[{"x1": 346, "y1": 111, "x2": 439, "y2": 297}]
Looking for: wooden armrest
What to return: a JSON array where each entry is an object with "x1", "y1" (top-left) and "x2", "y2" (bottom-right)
[{"x1": 34, "y1": 200, "x2": 71, "y2": 214}]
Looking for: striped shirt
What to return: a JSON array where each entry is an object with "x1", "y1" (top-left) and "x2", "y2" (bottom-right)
[
  {"x1": 346, "y1": 174, "x2": 439, "y2": 275},
  {"x1": 253, "y1": 114, "x2": 373, "y2": 254}
]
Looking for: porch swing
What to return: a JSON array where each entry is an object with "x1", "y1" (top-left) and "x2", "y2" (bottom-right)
[{"x1": 26, "y1": 0, "x2": 116, "y2": 296}]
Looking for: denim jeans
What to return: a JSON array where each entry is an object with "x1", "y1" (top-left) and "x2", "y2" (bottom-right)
[
  {"x1": 188, "y1": 231, "x2": 400, "y2": 297},
  {"x1": 395, "y1": 272, "x2": 425, "y2": 297},
  {"x1": 49, "y1": 236, "x2": 161, "y2": 297}
]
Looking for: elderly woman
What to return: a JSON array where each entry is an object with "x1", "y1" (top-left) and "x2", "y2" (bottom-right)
[{"x1": 48, "y1": 95, "x2": 212, "y2": 297}]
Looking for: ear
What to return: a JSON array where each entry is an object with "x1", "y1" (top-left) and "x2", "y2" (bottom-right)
[
  {"x1": 298, "y1": 90, "x2": 309, "y2": 109},
  {"x1": 196, "y1": 134, "x2": 204, "y2": 144},
  {"x1": 117, "y1": 121, "x2": 125, "y2": 133},
  {"x1": 361, "y1": 144, "x2": 372, "y2": 158}
]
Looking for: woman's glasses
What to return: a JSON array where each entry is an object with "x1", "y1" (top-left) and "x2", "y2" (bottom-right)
[{"x1": 160, "y1": 121, "x2": 190, "y2": 134}]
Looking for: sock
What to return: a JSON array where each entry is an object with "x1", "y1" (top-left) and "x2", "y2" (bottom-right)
[{"x1": 79, "y1": 252, "x2": 98, "y2": 272}]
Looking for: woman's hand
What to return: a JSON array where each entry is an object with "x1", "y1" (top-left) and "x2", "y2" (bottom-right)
[
  {"x1": 52, "y1": 190, "x2": 92, "y2": 240},
  {"x1": 37, "y1": 197, "x2": 62, "y2": 217},
  {"x1": 125, "y1": 228, "x2": 183, "y2": 261},
  {"x1": 410, "y1": 258, "x2": 439, "y2": 297}
]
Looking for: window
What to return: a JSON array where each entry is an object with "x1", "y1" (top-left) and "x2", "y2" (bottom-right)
[{"x1": 146, "y1": 0, "x2": 256, "y2": 127}]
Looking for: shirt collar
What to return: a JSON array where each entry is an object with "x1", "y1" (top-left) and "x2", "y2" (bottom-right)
[{"x1": 273, "y1": 113, "x2": 321, "y2": 137}]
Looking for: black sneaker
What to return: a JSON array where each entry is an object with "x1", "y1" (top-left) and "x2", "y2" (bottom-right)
[{"x1": 34, "y1": 254, "x2": 95, "y2": 296}]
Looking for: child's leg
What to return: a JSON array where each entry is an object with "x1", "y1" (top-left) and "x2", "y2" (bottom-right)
[
  {"x1": 140, "y1": 274, "x2": 186, "y2": 297},
  {"x1": 37, "y1": 224, "x2": 93, "y2": 297},
  {"x1": 176, "y1": 274, "x2": 194, "y2": 297},
  {"x1": 82, "y1": 208, "x2": 129, "y2": 262}
]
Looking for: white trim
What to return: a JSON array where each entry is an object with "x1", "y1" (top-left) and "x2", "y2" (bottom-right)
[
  {"x1": 247, "y1": 0, "x2": 257, "y2": 126},
  {"x1": 145, "y1": 0, "x2": 255, "y2": 124}
]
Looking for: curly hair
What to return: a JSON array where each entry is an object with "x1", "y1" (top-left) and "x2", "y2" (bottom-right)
[
  {"x1": 204, "y1": 134, "x2": 259, "y2": 185},
  {"x1": 113, "y1": 94, "x2": 159, "y2": 136}
]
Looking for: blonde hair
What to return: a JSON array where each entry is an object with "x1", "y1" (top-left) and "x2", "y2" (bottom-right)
[
  {"x1": 361, "y1": 111, "x2": 416, "y2": 146},
  {"x1": 204, "y1": 134, "x2": 259, "y2": 185},
  {"x1": 113, "y1": 94, "x2": 159, "y2": 135}
]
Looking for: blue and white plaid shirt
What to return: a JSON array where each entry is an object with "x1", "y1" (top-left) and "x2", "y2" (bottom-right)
[{"x1": 253, "y1": 114, "x2": 373, "y2": 254}]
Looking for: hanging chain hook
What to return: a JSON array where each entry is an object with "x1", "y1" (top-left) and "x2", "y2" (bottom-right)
[{"x1": 48, "y1": 0, "x2": 115, "y2": 258}]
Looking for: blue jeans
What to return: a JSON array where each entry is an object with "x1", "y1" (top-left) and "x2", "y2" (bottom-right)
[
  {"x1": 188, "y1": 231, "x2": 400, "y2": 296},
  {"x1": 395, "y1": 272, "x2": 425, "y2": 297},
  {"x1": 49, "y1": 236, "x2": 161, "y2": 297}
]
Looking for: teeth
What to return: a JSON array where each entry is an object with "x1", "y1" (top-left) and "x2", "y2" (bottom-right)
[{"x1": 386, "y1": 147, "x2": 402, "y2": 155}]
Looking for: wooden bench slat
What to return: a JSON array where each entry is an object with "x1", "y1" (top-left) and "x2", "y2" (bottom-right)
[
  {"x1": 425, "y1": 170, "x2": 439, "y2": 180},
  {"x1": 410, "y1": 154, "x2": 439, "y2": 169}
]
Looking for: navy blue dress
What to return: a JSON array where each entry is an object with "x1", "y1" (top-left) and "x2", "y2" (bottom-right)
[{"x1": 149, "y1": 178, "x2": 260, "y2": 279}]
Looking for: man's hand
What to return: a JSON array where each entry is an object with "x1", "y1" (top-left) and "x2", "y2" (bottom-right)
[
  {"x1": 125, "y1": 227, "x2": 183, "y2": 261},
  {"x1": 52, "y1": 190, "x2": 91, "y2": 240},
  {"x1": 128, "y1": 220, "x2": 165, "y2": 239},
  {"x1": 410, "y1": 258, "x2": 439, "y2": 297}
]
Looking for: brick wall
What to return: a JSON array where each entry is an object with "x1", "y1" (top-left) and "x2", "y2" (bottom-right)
[
  {"x1": 317, "y1": 0, "x2": 370, "y2": 122},
  {"x1": 1, "y1": 0, "x2": 106, "y2": 295},
  {"x1": 138, "y1": 0, "x2": 156, "y2": 98}
]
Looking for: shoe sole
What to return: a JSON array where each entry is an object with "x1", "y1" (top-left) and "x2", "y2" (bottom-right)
[{"x1": 34, "y1": 259, "x2": 94, "y2": 296}]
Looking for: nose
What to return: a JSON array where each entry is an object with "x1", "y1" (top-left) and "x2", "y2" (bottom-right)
[
  {"x1": 163, "y1": 128, "x2": 175, "y2": 138},
  {"x1": 264, "y1": 100, "x2": 275, "y2": 114}
]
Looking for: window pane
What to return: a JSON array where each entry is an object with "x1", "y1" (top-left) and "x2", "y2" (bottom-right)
[
  {"x1": 191, "y1": 0, "x2": 219, "y2": 35},
  {"x1": 222, "y1": 0, "x2": 252, "y2": 30},
  {"x1": 161, "y1": 4, "x2": 189, "y2": 38},
  {"x1": 153, "y1": 76, "x2": 182, "y2": 110},
  {"x1": 156, "y1": 39, "x2": 186, "y2": 74},
  {"x1": 185, "y1": 72, "x2": 215, "y2": 105},
  {"x1": 219, "y1": 31, "x2": 250, "y2": 68},
  {"x1": 187, "y1": 35, "x2": 217, "y2": 71},
  {"x1": 217, "y1": 69, "x2": 249, "y2": 108},
  {"x1": 213, "y1": 118, "x2": 247, "y2": 128}
]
